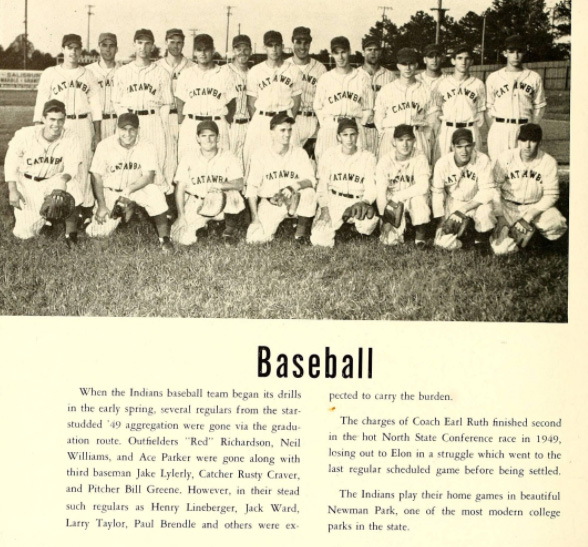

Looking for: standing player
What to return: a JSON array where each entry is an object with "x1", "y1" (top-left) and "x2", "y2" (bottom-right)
[
  {"x1": 313, "y1": 36, "x2": 374, "y2": 163},
  {"x1": 486, "y1": 35, "x2": 547, "y2": 161},
  {"x1": 175, "y1": 34, "x2": 235, "y2": 160},
  {"x1": 376, "y1": 124, "x2": 431, "y2": 246},
  {"x1": 284, "y1": 26, "x2": 326, "y2": 158},
  {"x1": 374, "y1": 48, "x2": 439, "y2": 162},
  {"x1": 490, "y1": 124, "x2": 567, "y2": 255},
  {"x1": 34, "y1": 33, "x2": 102, "y2": 225},
  {"x1": 360, "y1": 36, "x2": 395, "y2": 155},
  {"x1": 311, "y1": 118, "x2": 378, "y2": 248},
  {"x1": 86, "y1": 113, "x2": 172, "y2": 252},
  {"x1": 112, "y1": 29, "x2": 173, "y2": 193},
  {"x1": 246, "y1": 113, "x2": 317, "y2": 244},
  {"x1": 434, "y1": 45, "x2": 486, "y2": 161},
  {"x1": 172, "y1": 121, "x2": 245, "y2": 245},
  {"x1": 243, "y1": 30, "x2": 302, "y2": 170},
  {"x1": 5, "y1": 100, "x2": 82, "y2": 246},
  {"x1": 87, "y1": 33, "x2": 120, "y2": 140}
]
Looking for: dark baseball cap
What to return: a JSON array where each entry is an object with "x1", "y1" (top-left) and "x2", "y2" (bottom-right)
[
  {"x1": 452, "y1": 43, "x2": 472, "y2": 57},
  {"x1": 270, "y1": 112, "x2": 295, "y2": 129},
  {"x1": 134, "y1": 29, "x2": 155, "y2": 42},
  {"x1": 197, "y1": 120, "x2": 219, "y2": 135},
  {"x1": 393, "y1": 124, "x2": 415, "y2": 139},
  {"x1": 362, "y1": 36, "x2": 380, "y2": 49},
  {"x1": 518, "y1": 123, "x2": 542, "y2": 143},
  {"x1": 452, "y1": 128, "x2": 474, "y2": 145},
  {"x1": 505, "y1": 34, "x2": 526, "y2": 51},
  {"x1": 264, "y1": 30, "x2": 283, "y2": 46},
  {"x1": 118, "y1": 113, "x2": 139, "y2": 128},
  {"x1": 331, "y1": 36, "x2": 350, "y2": 52},
  {"x1": 62, "y1": 34, "x2": 82, "y2": 47},
  {"x1": 292, "y1": 27, "x2": 312, "y2": 41},
  {"x1": 423, "y1": 43, "x2": 443, "y2": 57},
  {"x1": 166, "y1": 28, "x2": 185, "y2": 40},
  {"x1": 397, "y1": 48, "x2": 419, "y2": 64},
  {"x1": 43, "y1": 99, "x2": 66, "y2": 116},
  {"x1": 233, "y1": 34, "x2": 252, "y2": 48},
  {"x1": 337, "y1": 117, "x2": 358, "y2": 133},
  {"x1": 194, "y1": 34, "x2": 214, "y2": 49},
  {"x1": 98, "y1": 33, "x2": 117, "y2": 45}
]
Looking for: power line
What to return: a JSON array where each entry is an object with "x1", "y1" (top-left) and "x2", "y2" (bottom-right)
[{"x1": 430, "y1": 0, "x2": 449, "y2": 45}]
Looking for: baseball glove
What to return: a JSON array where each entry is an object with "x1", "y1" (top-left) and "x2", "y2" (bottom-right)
[
  {"x1": 509, "y1": 218, "x2": 535, "y2": 248},
  {"x1": 382, "y1": 201, "x2": 404, "y2": 229},
  {"x1": 342, "y1": 201, "x2": 375, "y2": 222},
  {"x1": 441, "y1": 211, "x2": 470, "y2": 238},
  {"x1": 110, "y1": 196, "x2": 136, "y2": 223},
  {"x1": 39, "y1": 189, "x2": 76, "y2": 221},
  {"x1": 197, "y1": 188, "x2": 226, "y2": 218},
  {"x1": 269, "y1": 187, "x2": 300, "y2": 216}
]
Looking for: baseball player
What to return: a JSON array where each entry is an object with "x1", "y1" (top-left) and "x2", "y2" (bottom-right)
[
  {"x1": 243, "y1": 30, "x2": 302, "y2": 171},
  {"x1": 360, "y1": 36, "x2": 396, "y2": 155},
  {"x1": 5, "y1": 99, "x2": 83, "y2": 246},
  {"x1": 311, "y1": 118, "x2": 378, "y2": 248},
  {"x1": 175, "y1": 33, "x2": 236, "y2": 161},
  {"x1": 34, "y1": 33, "x2": 102, "y2": 225},
  {"x1": 486, "y1": 35, "x2": 547, "y2": 161},
  {"x1": 434, "y1": 45, "x2": 486, "y2": 162},
  {"x1": 490, "y1": 124, "x2": 567, "y2": 255},
  {"x1": 313, "y1": 36, "x2": 374, "y2": 163},
  {"x1": 432, "y1": 128, "x2": 496, "y2": 251},
  {"x1": 376, "y1": 124, "x2": 431, "y2": 247},
  {"x1": 112, "y1": 29, "x2": 173, "y2": 193},
  {"x1": 246, "y1": 113, "x2": 317, "y2": 244},
  {"x1": 156, "y1": 29, "x2": 194, "y2": 194},
  {"x1": 86, "y1": 33, "x2": 121, "y2": 140},
  {"x1": 284, "y1": 26, "x2": 327, "y2": 158},
  {"x1": 172, "y1": 121, "x2": 245, "y2": 245},
  {"x1": 374, "y1": 48, "x2": 439, "y2": 162},
  {"x1": 86, "y1": 113, "x2": 173, "y2": 252}
]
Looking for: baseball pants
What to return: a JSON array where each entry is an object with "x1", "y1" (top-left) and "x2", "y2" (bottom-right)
[
  {"x1": 495, "y1": 199, "x2": 567, "y2": 241},
  {"x1": 135, "y1": 114, "x2": 169, "y2": 193},
  {"x1": 379, "y1": 194, "x2": 431, "y2": 246},
  {"x1": 229, "y1": 119, "x2": 249, "y2": 172},
  {"x1": 100, "y1": 116, "x2": 118, "y2": 139},
  {"x1": 164, "y1": 112, "x2": 179, "y2": 186},
  {"x1": 65, "y1": 117, "x2": 94, "y2": 207},
  {"x1": 487, "y1": 121, "x2": 525, "y2": 161},
  {"x1": 295, "y1": 113, "x2": 319, "y2": 147},
  {"x1": 362, "y1": 126, "x2": 379, "y2": 156}
]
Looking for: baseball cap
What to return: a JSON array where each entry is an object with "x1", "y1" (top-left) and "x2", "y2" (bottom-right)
[
  {"x1": 134, "y1": 29, "x2": 155, "y2": 42},
  {"x1": 197, "y1": 120, "x2": 219, "y2": 135},
  {"x1": 362, "y1": 36, "x2": 379, "y2": 49},
  {"x1": 452, "y1": 43, "x2": 472, "y2": 57},
  {"x1": 166, "y1": 28, "x2": 185, "y2": 40},
  {"x1": 518, "y1": 123, "x2": 542, "y2": 143},
  {"x1": 62, "y1": 34, "x2": 82, "y2": 47},
  {"x1": 117, "y1": 113, "x2": 139, "y2": 128},
  {"x1": 98, "y1": 33, "x2": 117, "y2": 45},
  {"x1": 423, "y1": 43, "x2": 443, "y2": 57},
  {"x1": 292, "y1": 27, "x2": 312, "y2": 41},
  {"x1": 393, "y1": 124, "x2": 415, "y2": 139},
  {"x1": 43, "y1": 99, "x2": 66, "y2": 116},
  {"x1": 270, "y1": 112, "x2": 295, "y2": 129},
  {"x1": 337, "y1": 117, "x2": 358, "y2": 134},
  {"x1": 194, "y1": 34, "x2": 214, "y2": 49},
  {"x1": 397, "y1": 48, "x2": 419, "y2": 64},
  {"x1": 264, "y1": 30, "x2": 283, "y2": 46},
  {"x1": 505, "y1": 34, "x2": 526, "y2": 51},
  {"x1": 331, "y1": 36, "x2": 350, "y2": 52},
  {"x1": 233, "y1": 34, "x2": 252, "y2": 48},
  {"x1": 452, "y1": 128, "x2": 474, "y2": 145}
]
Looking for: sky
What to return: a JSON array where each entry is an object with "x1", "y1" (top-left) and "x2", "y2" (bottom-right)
[{"x1": 1, "y1": 0, "x2": 561, "y2": 59}]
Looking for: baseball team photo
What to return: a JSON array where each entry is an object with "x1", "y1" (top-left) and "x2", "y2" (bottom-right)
[{"x1": 0, "y1": 0, "x2": 571, "y2": 321}]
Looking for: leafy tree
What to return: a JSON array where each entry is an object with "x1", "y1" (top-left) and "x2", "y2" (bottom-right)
[{"x1": 552, "y1": 0, "x2": 571, "y2": 57}]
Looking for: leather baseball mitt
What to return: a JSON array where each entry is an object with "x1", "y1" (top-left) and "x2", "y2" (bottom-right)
[
  {"x1": 39, "y1": 189, "x2": 76, "y2": 221},
  {"x1": 441, "y1": 211, "x2": 470, "y2": 238},
  {"x1": 382, "y1": 201, "x2": 404, "y2": 229},
  {"x1": 509, "y1": 218, "x2": 535, "y2": 248},
  {"x1": 110, "y1": 196, "x2": 136, "y2": 223},
  {"x1": 342, "y1": 201, "x2": 375, "y2": 222},
  {"x1": 269, "y1": 187, "x2": 300, "y2": 216},
  {"x1": 197, "y1": 188, "x2": 226, "y2": 218}
]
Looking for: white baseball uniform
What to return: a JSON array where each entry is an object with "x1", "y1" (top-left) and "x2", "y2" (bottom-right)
[
  {"x1": 221, "y1": 63, "x2": 250, "y2": 170},
  {"x1": 86, "y1": 60, "x2": 121, "y2": 138},
  {"x1": 156, "y1": 55, "x2": 194, "y2": 184},
  {"x1": 34, "y1": 65, "x2": 103, "y2": 207},
  {"x1": 171, "y1": 149, "x2": 245, "y2": 246},
  {"x1": 313, "y1": 68, "x2": 374, "y2": 162},
  {"x1": 486, "y1": 68, "x2": 547, "y2": 160},
  {"x1": 246, "y1": 145, "x2": 317, "y2": 243},
  {"x1": 4, "y1": 126, "x2": 82, "y2": 239},
  {"x1": 111, "y1": 62, "x2": 174, "y2": 192},
  {"x1": 374, "y1": 79, "x2": 439, "y2": 162},
  {"x1": 311, "y1": 145, "x2": 378, "y2": 247},
  {"x1": 416, "y1": 72, "x2": 447, "y2": 164},
  {"x1": 175, "y1": 64, "x2": 235, "y2": 161},
  {"x1": 243, "y1": 61, "x2": 303, "y2": 170},
  {"x1": 360, "y1": 66, "x2": 396, "y2": 155},
  {"x1": 434, "y1": 75, "x2": 486, "y2": 160},
  {"x1": 86, "y1": 134, "x2": 167, "y2": 238},
  {"x1": 285, "y1": 57, "x2": 327, "y2": 146}
]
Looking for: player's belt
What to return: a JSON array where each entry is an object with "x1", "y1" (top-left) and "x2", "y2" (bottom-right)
[
  {"x1": 102, "y1": 113, "x2": 118, "y2": 119},
  {"x1": 495, "y1": 118, "x2": 529, "y2": 124},
  {"x1": 331, "y1": 189, "x2": 362, "y2": 200},
  {"x1": 66, "y1": 113, "x2": 88, "y2": 119},
  {"x1": 363, "y1": 123, "x2": 376, "y2": 129},
  {"x1": 505, "y1": 198, "x2": 531, "y2": 206},
  {"x1": 24, "y1": 174, "x2": 47, "y2": 181},
  {"x1": 445, "y1": 121, "x2": 475, "y2": 128},
  {"x1": 333, "y1": 116, "x2": 357, "y2": 122},
  {"x1": 297, "y1": 111, "x2": 316, "y2": 117},
  {"x1": 129, "y1": 109, "x2": 156, "y2": 115},
  {"x1": 169, "y1": 108, "x2": 178, "y2": 114},
  {"x1": 233, "y1": 118, "x2": 249, "y2": 124},
  {"x1": 187, "y1": 114, "x2": 222, "y2": 120},
  {"x1": 259, "y1": 110, "x2": 287, "y2": 116}
]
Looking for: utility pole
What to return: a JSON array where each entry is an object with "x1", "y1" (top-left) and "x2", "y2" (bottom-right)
[
  {"x1": 430, "y1": 0, "x2": 449, "y2": 45},
  {"x1": 24, "y1": 0, "x2": 28, "y2": 69},
  {"x1": 86, "y1": 4, "x2": 95, "y2": 51},
  {"x1": 238, "y1": 23, "x2": 241, "y2": 35},
  {"x1": 225, "y1": 6, "x2": 235, "y2": 60},
  {"x1": 481, "y1": 12, "x2": 487, "y2": 65},
  {"x1": 378, "y1": 6, "x2": 393, "y2": 49},
  {"x1": 189, "y1": 28, "x2": 199, "y2": 60}
]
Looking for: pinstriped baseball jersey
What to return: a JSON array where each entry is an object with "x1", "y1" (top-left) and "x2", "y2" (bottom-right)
[
  {"x1": 486, "y1": 68, "x2": 546, "y2": 120},
  {"x1": 284, "y1": 57, "x2": 326, "y2": 112},
  {"x1": 175, "y1": 64, "x2": 235, "y2": 115},
  {"x1": 376, "y1": 151, "x2": 430, "y2": 202},
  {"x1": 222, "y1": 63, "x2": 249, "y2": 119},
  {"x1": 416, "y1": 72, "x2": 446, "y2": 93},
  {"x1": 361, "y1": 65, "x2": 396, "y2": 95},
  {"x1": 246, "y1": 61, "x2": 302, "y2": 111},
  {"x1": 34, "y1": 66, "x2": 103, "y2": 122},
  {"x1": 86, "y1": 61, "x2": 121, "y2": 116},
  {"x1": 156, "y1": 55, "x2": 194, "y2": 96},
  {"x1": 435, "y1": 75, "x2": 486, "y2": 123},
  {"x1": 112, "y1": 62, "x2": 174, "y2": 111}
]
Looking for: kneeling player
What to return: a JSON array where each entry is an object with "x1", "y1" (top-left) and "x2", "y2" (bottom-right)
[
  {"x1": 246, "y1": 113, "x2": 317, "y2": 244},
  {"x1": 5, "y1": 99, "x2": 82, "y2": 246},
  {"x1": 376, "y1": 125, "x2": 431, "y2": 246},
  {"x1": 171, "y1": 121, "x2": 244, "y2": 245},
  {"x1": 311, "y1": 118, "x2": 377, "y2": 247},
  {"x1": 86, "y1": 113, "x2": 172, "y2": 252},
  {"x1": 432, "y1": 129, "x2": 496, "y2": 250},
  {"x1": 490, "y1": 123, "x2": 567, "y2": 255}
]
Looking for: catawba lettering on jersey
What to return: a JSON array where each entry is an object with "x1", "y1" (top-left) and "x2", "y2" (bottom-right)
[{"x1": 257, "y1": 346, "x2": 373, "y2": 379}]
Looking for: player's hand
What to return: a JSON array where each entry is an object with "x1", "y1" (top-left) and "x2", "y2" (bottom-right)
[
  {"x1": 316, "y1": 206, "x2": 331, "y2": 228},
  {"x1": 96, "y1": 205, "x2": 110, "y2": 224},
  {"x1": 280, "y1": 186, "x2": 294, "y2": 200},
  {"x1": 225, "y1": 113, "x2": 234, "y2": 124},
  {"x1": 9, "y1": 189, "x2": 26, "y2": 210},
  {"x1": 91, "y1": 135, "x2": 98, "y2": 152}
]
